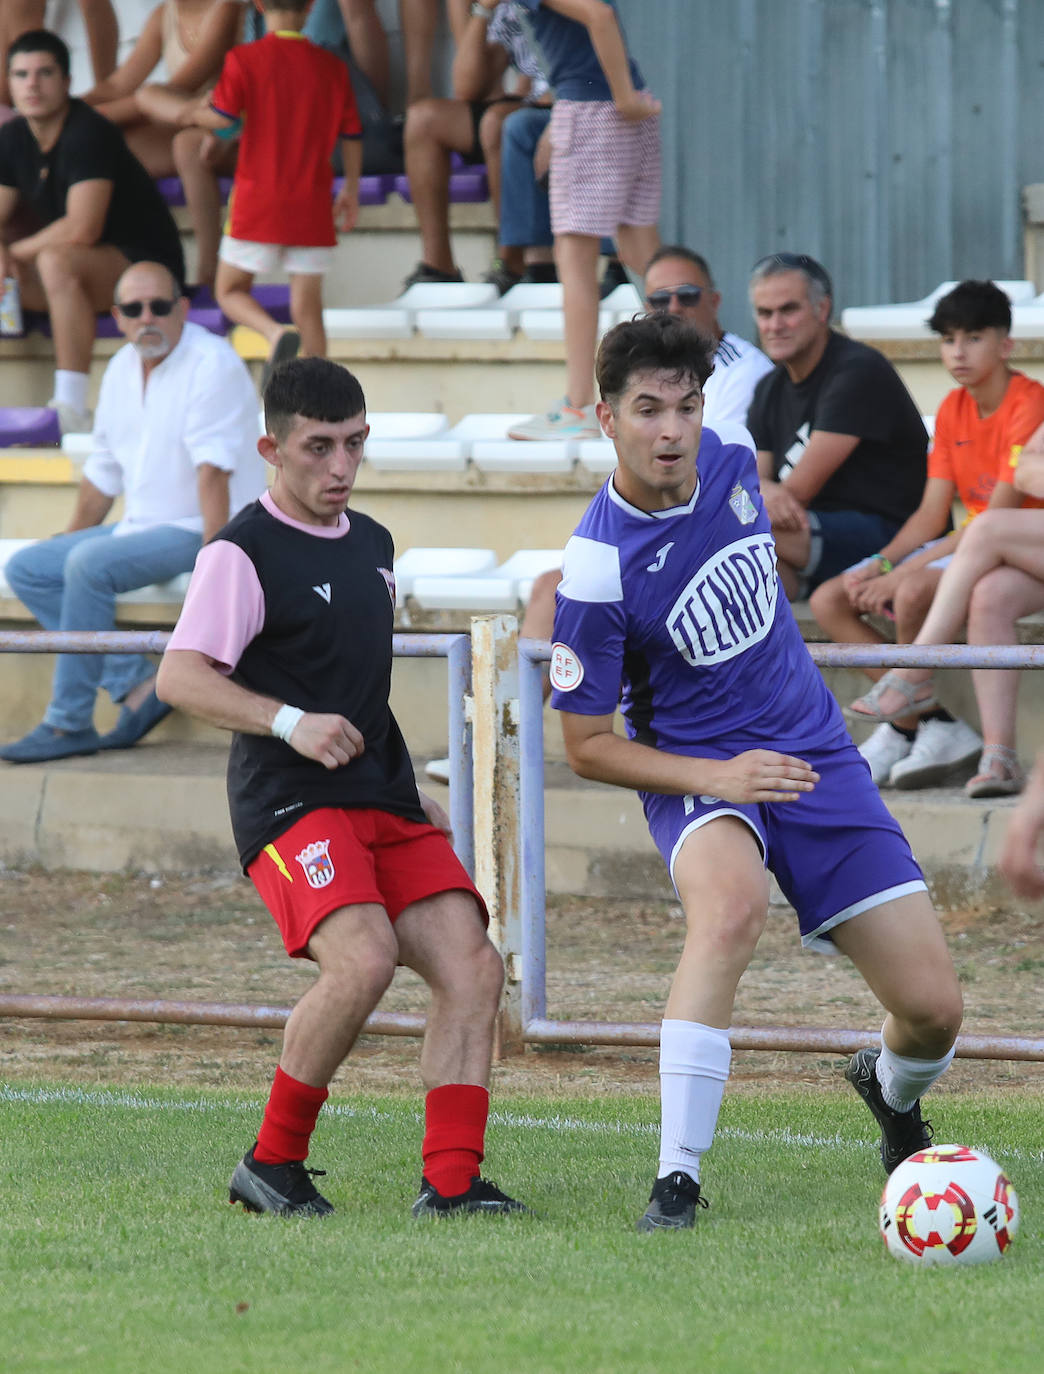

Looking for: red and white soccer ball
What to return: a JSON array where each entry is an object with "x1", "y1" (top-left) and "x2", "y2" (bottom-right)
[{"x1": 879, "y1": 1144, "x2": 1019, "y2": 1266}]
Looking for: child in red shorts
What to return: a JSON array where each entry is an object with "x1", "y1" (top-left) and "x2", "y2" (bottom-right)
[{"x1": 192, "y1": 0, "x2": 362, "y2": 378}]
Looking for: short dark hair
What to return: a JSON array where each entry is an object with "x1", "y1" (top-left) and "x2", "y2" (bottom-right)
[
  {"x1": 7, "y1": 30, "x2": 70, "y2": 78},
  {"x1": 263, "y1": 357, "x2": 366, "y2": 439},
  {"x1": 749, "y1": 252, "x2": 833, "y2": 310},
  {"x1": 644, "y1": 245, "x2": 714, "y2": 285},
  {"x1": 928, "y1": 280, "x2": 1012, "y2": 335},
  {"x1": 595, "y1": 313, "x2": 716, "y2": 405}
]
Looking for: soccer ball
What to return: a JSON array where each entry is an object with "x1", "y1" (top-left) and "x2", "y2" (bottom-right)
[{"x1": 879, "y1": 1144, "x2": 1019, "y2": 1266}]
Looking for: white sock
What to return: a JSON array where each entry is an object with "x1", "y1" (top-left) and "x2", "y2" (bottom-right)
[
  {"x1": 657, "y1": 1019, "x2": 732, "y2": 1182},
  {"x1": 54, "y1": 370, "x2": 89, "y2": 412},
  {"x1": 876, "y1": 1030, "x2": 954, "y2": 1112}
]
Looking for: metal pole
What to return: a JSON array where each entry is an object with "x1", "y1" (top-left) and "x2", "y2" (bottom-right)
[
  {"x1": 444, "y1": 631, "x2": 475, "y2": 877},
  {"x1": 470, "y1": 614, "x2": 524, "y2": 1056},
  {"x1": 518, "y1": 637, "x2": 548, "y2": 1024}
]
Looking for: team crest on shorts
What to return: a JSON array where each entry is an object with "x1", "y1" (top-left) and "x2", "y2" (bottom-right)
[
  {"x1": 728, "y1": 482, "x2": 757, "y2": 525},
  {"x1": 295, "y1": 839, "x2": 336, "y2": 889}
]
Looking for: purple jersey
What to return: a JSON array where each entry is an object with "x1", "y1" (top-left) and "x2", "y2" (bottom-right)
[{"x1": 550, "y1": 423, "x2": 849, "y2": 759}]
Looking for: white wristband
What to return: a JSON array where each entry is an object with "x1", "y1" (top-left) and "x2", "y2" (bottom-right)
[{"x1": 271, "y1": 704, "x2": 305, "y2": 743}]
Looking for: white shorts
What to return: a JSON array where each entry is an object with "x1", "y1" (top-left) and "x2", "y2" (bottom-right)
[{"x1": 219, "y1": 237, "x2": 334, "y2": 275}]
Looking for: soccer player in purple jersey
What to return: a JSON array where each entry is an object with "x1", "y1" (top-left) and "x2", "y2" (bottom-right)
[{"x1": 549, "y1": 313, "x2": 964, "y2": 1231}]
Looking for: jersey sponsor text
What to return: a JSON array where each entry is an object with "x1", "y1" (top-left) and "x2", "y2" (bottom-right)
[{"x1": 666, "y1": 534, "x2": 778, "y2": 666}]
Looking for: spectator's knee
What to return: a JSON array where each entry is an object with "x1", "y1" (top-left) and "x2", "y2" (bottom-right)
[
  {"x1": 404, "y1": 98, "x2": 443, "y2": 147},
  {"x1": 808, "y1": 575, "x2": 846, "y2": 624},
  {"x1": 892, "y1": 569, "x2": 936, "y2": 620},
  {"x1": 35, "y1": 244, "x2": 82, "y2": 292},
  {"x1": 478, "y1": 105, "x2": 504, "y2": 159},
  {"x1": 172, "y1": 126, "x2": 204, "y2": 170}
]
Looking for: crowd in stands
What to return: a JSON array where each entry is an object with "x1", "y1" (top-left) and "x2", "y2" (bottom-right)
[{"x1": 1, "y1": 6, "x2": 1044, "y2": 809}]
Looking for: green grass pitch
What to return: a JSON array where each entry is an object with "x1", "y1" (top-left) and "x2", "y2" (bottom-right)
[{"x1": 0, "y1": 1082, "x2": 1040, "y2": 1373}]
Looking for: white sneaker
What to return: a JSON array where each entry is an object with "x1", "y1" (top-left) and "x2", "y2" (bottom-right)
[
  {"x1": 857, "y1": 723, "x2": 912, "y2": 786},
  {"x1": 47, "y1": 399, "x2": 93, "y2": 435},
  {"x1": 507, "y1": 400, "x2": 601, "y2": 441},
  {"x1": 424, "y1": 757, "x2": 451, "y2": 784},
  {"x1": 888, "y1": 717, "x2": 982, "y2": 790}
]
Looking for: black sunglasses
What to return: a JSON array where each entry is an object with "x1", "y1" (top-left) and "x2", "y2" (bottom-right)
[
  {"x1": 116, "y1": 298, "x2": 177, "y2": 318},
  {"x1": 751, "y1": 252, "x2": 833, "y2": 297},
  {"x1": 646, "y1": 285, "x2": 704, "y2": 310}
]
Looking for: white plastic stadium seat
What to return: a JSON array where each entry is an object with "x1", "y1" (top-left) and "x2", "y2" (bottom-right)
[
  {"x1": 520, "y1": 306, "x2": 618, "y2": 342},
  {"x1": 115, "y1": 572, "x2": 193, "y2": 605},
  {"x1": 393, "y1": 547, "x2": 497, "y2": 606},
  {"x1": 0, "y1": 538, "x2": 36, "y2": 597},
  {"x1": 599, "y1": 282, "x2": 643, "y2": 315},
  {"x1": 323, "y1": 306, "x2": 413, "y2": 340},
  {"x1": 60, "y1": 432, "x2": 94, "y2": 457},
  {"x1": 364, "y1": 410, "x2": 465, "y2": 471},
  {"x1": 921, "y1": 414, "x2": 935, "y2": 439},
  {"x1": 410, "y1": 548, "x2": 563, "y2": 612},
  {"x1": 416, "y1": 282, "x2": 563, "y2": 341},
  {"x1": 577, "y1": 437, "x2": 616, "y2": 473},
  {"x1": 451, "y1": 413, "x2": 576, "y2": 473},
  {"x1": 842, "y1": 279, "x2": 1037, "y2": 340}
]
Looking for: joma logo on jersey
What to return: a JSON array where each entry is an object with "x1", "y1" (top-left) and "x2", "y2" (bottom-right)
[{"x1": 666, "y1": 535, "x2": 777, "y2": 665}]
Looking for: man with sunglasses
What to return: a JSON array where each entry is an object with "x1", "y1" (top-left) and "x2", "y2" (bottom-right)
[
  {"x1": 0, "y1": 259, "x2": 263, "y2": 765},
  {"x1": 746, "y1": 252, "x2": 928, "y2": 601},
  {"x1": 0, "y1": 30, "x2": 184, "y2": 434},
  {"x1": 644, "y1": 246, "x2": 772, "y2": 425}
]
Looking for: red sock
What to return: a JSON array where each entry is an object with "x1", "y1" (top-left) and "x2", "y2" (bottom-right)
[
  {"x1": 254, "y1": 1065, "x2": 329, "y2": 1164},
  {"x1": 422, "y1": 1083, "x2": 489, "y2": 1198}
]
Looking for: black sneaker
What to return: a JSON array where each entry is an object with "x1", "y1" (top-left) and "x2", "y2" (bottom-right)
[
  {"x1": 636, "y1": 1171, "x2": 708, "y2": 1232},
  {"x1": 482, "y1": 260, "x2": 522, "y2": 296},
  {"x1": 599, "y1": 258, "x2": 630, "y2": 298},
  {"x1": 228, "y1": 1145, "x2": 334, "y2": 1217},
  {"x1": 401, "y1": 262, "x2": 464, "y2": 290},
  {"x1": 411, "y1": 1174, "x2": 528, "y2": 1218},
  {"x1": 519, "y1": 263, "x2": 558, "y2": 285},
  {"x1": 845, "y1": 1047, "x2": 933, "y2": 1174}
]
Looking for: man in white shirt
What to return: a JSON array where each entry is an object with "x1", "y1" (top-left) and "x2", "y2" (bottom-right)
[
  {"x1": 642, "y1": 245, "x2": 773, "y2": 426},
  {"x1": 1, "y1": 259, "x2": 264, "y2": 763}
]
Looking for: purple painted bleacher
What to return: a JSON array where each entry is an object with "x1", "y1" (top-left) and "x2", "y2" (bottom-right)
[
  {"x1": 157, "y1": 174, "x2": 395, "y2": 209},
  {"x1": 394, "y1": 166, "x2": 489, "y2": 206},
  {"x1": 0, "y1": 408, "x2": 61, "y2": 447}
]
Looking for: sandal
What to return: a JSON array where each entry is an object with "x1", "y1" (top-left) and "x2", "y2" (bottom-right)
[
  {"x1": 843, "y1": 670, "x2": 940, "y2": 725},
  {"x1": 965, "y1": 745, "x2": 1025, "y2": 799}
]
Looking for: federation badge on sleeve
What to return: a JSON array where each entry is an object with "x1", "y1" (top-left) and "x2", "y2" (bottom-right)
[
  {"x1": 728, "y1": 482, "x2": 757, "y2": 525},
  {"x1": 295, "y1": 839, "x2": 335, "y2": 889},
  {"x1": 549, "y1": 642, "x2": 584, "y2": 692}
]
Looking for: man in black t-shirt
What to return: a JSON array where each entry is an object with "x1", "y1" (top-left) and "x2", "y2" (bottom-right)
[
  {"x1": 157, "y1": 358, "x2": 526, "y2": 1222},
  {"x1": 746, "y1": 253, "x2": 928, "y2": 600},
  {"x1": 0, "y1": 30, "x2": 184, "y2": 433}
]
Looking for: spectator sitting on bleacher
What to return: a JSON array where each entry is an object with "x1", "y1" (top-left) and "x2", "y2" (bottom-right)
[
  {"x1": 189, "y1": 0, "x2": 362, "y2": 379},
  {"x1": 506, "y1": 0, "x2": 661, "y2": 442},
  {"x1": 400, "y1": 0, "x2": 469, "y2": 105},
  {"x1": 818, "y1": 281, "x2": 1044, "y2": 793},
  {"x1": 0, "y1": 260, "x2": 263, "y2": 765},
  {"x1": 746, "y1": 253, "x2": 928, "y2": 601},
  {"x1": 0, "y1": 0, "x2": 117, "y2": 114},
  {"x1": 0, "y1": 30, "x2": 185, "y2": 433},
  {"x1": 401, "y1": 0, "x2": 550, "y2": 293}
]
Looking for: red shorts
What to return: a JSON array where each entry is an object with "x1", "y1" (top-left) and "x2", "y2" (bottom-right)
[{"x1": 248, "y1": 807, "x2": 487, "y2": 958}]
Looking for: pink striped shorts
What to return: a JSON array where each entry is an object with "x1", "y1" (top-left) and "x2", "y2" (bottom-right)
[{"x1": 548, "y1": 98, "x2": 662, "y2": 237}]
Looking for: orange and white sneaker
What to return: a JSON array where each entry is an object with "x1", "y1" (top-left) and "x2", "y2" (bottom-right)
[{"x1": 507, "y1": 400, "x2": 601, "y2": 441}]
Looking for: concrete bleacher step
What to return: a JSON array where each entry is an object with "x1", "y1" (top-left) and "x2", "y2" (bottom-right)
[{"x1": 0, "y1": 741, "x2": 1027, "y2": 907}]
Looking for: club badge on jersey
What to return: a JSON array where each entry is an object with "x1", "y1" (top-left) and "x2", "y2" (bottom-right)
[{"x1": 728, "y1": 482, "x2": 757, "y2": 526}]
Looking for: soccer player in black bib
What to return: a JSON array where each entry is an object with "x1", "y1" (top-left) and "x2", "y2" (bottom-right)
[{"x1": 158, "y1": 358, "x2": 525, "y2": 1219}]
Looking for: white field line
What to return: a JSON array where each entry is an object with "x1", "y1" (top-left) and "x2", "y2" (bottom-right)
[{"x1": 2, "y1": 1082, "x2": 1041, "y2": 1165}]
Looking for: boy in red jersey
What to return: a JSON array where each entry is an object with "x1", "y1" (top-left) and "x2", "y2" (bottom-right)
[{"x1": 192, "y1": 0, "x2": 362, "y2": 377}]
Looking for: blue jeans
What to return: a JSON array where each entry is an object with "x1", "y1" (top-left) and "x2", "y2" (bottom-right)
[
  {"x1": 499, "y1": 105, "x2": 553, "y2": 249},
  {"x1": 5, "y1": 524, "x2": 202, "y2": 731}
]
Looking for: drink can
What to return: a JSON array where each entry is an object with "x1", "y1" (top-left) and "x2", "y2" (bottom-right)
[{"x1": 0, "y1": 276, "x2": 23, "y2": 336}]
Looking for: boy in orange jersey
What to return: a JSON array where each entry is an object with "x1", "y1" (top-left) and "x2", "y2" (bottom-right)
[
  {"x1": 192, "y1": 0, "x2": 362, "y2": 379},
  {"x1": 813, "y1": 280, "x2": 1044, "y2": 791}
]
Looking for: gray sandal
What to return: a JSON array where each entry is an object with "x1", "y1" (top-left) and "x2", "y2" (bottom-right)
[
  {"x1": 844, "y1": 670, "x2": 940, "y2": 725},
  {"x1": 965, "y1": 746, "x2": 1024, "y2": 799}
]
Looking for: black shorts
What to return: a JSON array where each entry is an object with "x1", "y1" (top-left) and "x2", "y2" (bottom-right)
[{"x1": 464, "y1": 96, "x2": 524, "y2": 163}]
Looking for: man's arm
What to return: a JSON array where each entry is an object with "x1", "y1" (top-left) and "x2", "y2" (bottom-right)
[
  {"x1": 136, "y1": 0, "x2": 244, "y2": 124},
  {"x1": 779, "y1": 429, "x2": 860, "y2": 506},
  {"x1": 451, "y1": 2, "x2": 510, "y2": 100},
  {"x1": 559, "y1": 709, "x2": 819, "y2": 805},
  {"x1": 196, "y1": 464, "x2": 230, "y2": 544},
  {"x1": 542, "y1": 0, "x2": 660, "y2": 120},
  {"x1": 65, "y1": 477, "x2": 115, "y2": 533},
  {"x1": 83, "y1": 3, "x2": 163, "y2": 111},
  {"x1": 9, "y1": 179, "x2": 113, "y2": 260},
  {"x1": 756, "y1": 448, "x2": 809, "y2": 532},
  {"x1": 157, "y1": 648, "x2": 365, "y2": 769}
]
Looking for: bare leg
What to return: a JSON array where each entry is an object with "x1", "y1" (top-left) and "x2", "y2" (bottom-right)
[
  {"x1": 279, "y1": 903, "x2": 398, "y2": 1085},
  {"x1": 832, "y1": 891, "x2": 962, "y2": 1057},
  {"x1": 79, "y1": 0, "x2": 119, "y2": 84},
  {"x1": 555, "y1": 232, "x2": 601, "y2": 408},
  {"x1": 395, "y1": 889, "x2": 503, "y2": 1089},
  {"x1": 174, "y1": 128, "x2": 231, "y2": 289},
  {"x1": 809, "y1": 572, "x2": 889, "y2": 678},
  {"x1": 519, "y1": 567, "x2": 562, "y2": 702},
  {"x1": 121, "y1": 120, "x2": 178, "y2": 178},
  {"x1": 399, "y1": 0, "x2": 439, "y2": 105},
  {"x1": 289, "y1": 272, "x2": 326, "y2": 358},
  {"x1": 337, "y1": 0, "x2": 390, "y2": 107},
  {"x1": 967, "y1": 565, "x2": 1044, "y2": 751},
  {"x1": 403, "y1": 97, "x2": 473, "y2": 274},
  {"x1": 477, "y1": 101, "x2": 517, "y2": 247},
  {"x1": 615, "y1": 221, "x2": 660, "y2": 279},
  {"x1": 0, "y1": 1, "x2": 45, "y2": 107},
  {"x1": 216, "y1": 260, "x2": 280, "y2": 343},
  {"x1": 26, "y1": 243, "x2": 128, "y2": 373}
]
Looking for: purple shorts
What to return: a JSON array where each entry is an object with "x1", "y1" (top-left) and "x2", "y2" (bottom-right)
[
  {"x1": 549, "y1": 99, "x2": 661, "y2": 237},
  {"x1": 642, "y1": 735, "x2": 927, "y2": 950}
]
